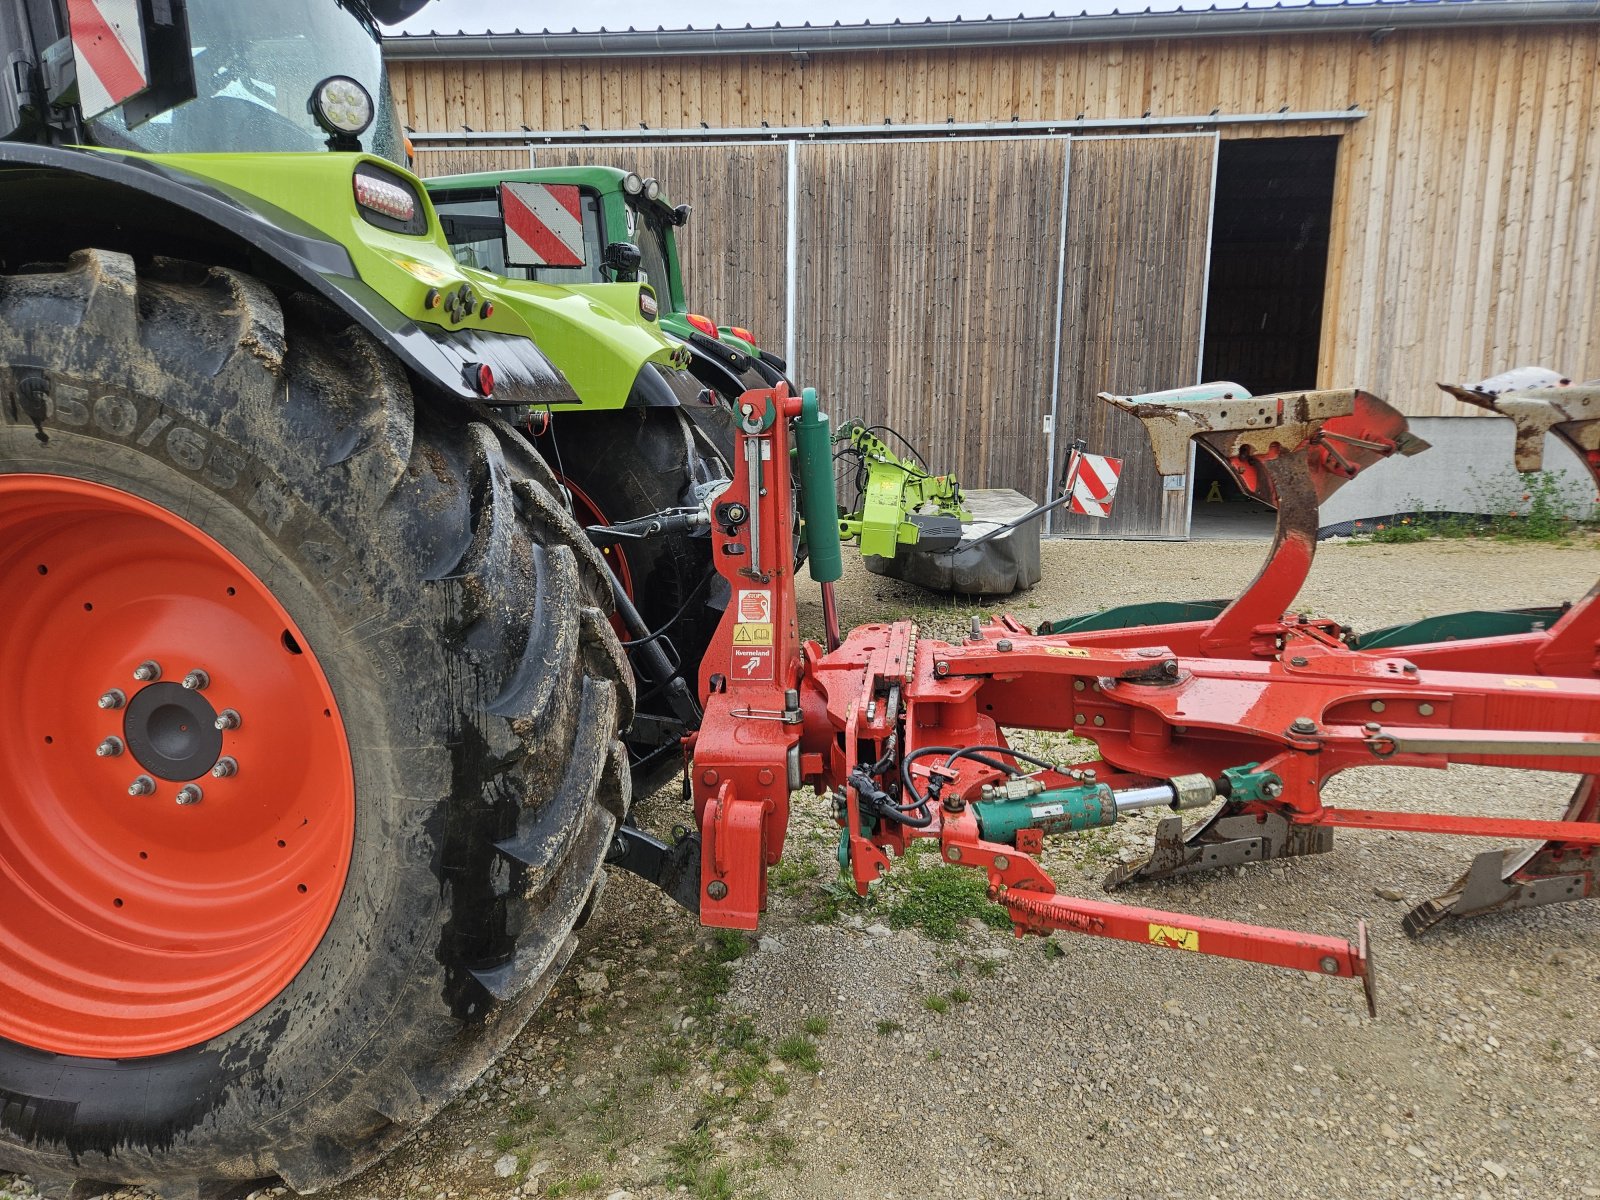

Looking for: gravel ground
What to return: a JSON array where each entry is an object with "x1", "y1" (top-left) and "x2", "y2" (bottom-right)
[{"x1": 6, "y1": 535, "x2": 1599, "y2": 1200}]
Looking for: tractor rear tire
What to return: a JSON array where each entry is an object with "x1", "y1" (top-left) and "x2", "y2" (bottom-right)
[
  {"x1": 0, "y1": 250, "x2": 632, "y2": 1195},
  {"x1": 538, "y1": 408, "x2": 727, "y2": 792}
]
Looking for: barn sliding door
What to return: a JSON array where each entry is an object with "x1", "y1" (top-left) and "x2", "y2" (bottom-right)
[
  {"x1": 1052, "y1": 134, "x2": 1217, "y2": 538},
  {"x1": 792, "y1": 139, "x2": 1069, "y2": 502}
]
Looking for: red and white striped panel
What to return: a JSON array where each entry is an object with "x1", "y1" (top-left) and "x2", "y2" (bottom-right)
[
  {"x1": 67, "y1": 0, "x2": 149, "y2": 120},
  {"x1": 1068, "y1": 452, "x2": 1123, "y2": 518},
  {"x1": 499, "y1": 182, "x2": 587, "y2": 268}
]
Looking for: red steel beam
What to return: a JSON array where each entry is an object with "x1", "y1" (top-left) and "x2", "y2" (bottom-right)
[
  {"x1": 1312, "y1": 808, "x2": 1600, "y2": 843},
  {"x1": 1000, "y1": 888, "x2": 1374, "y2": 1008}
]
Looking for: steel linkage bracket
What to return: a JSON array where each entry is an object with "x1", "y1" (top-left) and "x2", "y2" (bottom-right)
[
  {"x1": 607, "y1": 824, "x2": 703, "y2": 916},
  {"x1": 1439, "y1": 366, "x2": 1600, "y2": 472}
]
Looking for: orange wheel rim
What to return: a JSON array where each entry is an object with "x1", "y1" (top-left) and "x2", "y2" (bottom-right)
[
  {"x1": 561, "y1": 475, "x2": 634, "y2": 634},
  {"x1": 0, "y1": 475, "x2": 355, "y2": 1058}
]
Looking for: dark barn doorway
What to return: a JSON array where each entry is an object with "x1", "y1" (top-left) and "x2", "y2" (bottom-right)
[{"x1": 1193, "y1": 136, "x2": 1338, "y2": 535}]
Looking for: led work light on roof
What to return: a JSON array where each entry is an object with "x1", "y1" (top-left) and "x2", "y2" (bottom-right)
[
  {"x1": 311, "y1": 76, "x2": 375, "y2": 139},
  {"x1": 622, "y1": 172, "x2": 645, "y2": 196}
]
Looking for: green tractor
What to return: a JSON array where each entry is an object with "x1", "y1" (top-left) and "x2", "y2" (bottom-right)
[
  {"x1": 0, "y1": 1, "x2": 709, "y2": 1193},
  {"x1": 426, "y1": 165, "x2": 972, "y2": 562},
  {"x1": 426, "y1": 164, "x2": 789, "y2": 466}
]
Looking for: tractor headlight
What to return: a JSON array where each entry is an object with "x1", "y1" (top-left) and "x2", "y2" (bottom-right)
[
  {"x1": 311, "y1": 76, "x2": 375, "y2": 138},
  {"x1": 642, "y1": 177, "x2": 661, "y2": 201},
  {"x1": 622, "y1": 172, "x2": 645, "y2": 196}
]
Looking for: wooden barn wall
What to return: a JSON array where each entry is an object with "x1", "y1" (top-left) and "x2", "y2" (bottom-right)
[
  {"x1": 411, "y1": 146, "x2": 533, "y2": 175},
  {"x1": 391, "y1": 24, "x2": 1600, "y2": 418},
  {"x1": 1054, "y1": 136, "x2": 1215, "y2": 539},
  {"x1": 414, "y1": 144, "x2": 790, "y2": 354},
  {"x1": 791, "y1": 139, "x2": 1067, "y2": 501}
]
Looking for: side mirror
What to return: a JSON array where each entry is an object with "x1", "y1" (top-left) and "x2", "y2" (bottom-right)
[
  {"x1": 603, "y1": 241, "x2": 642, "y2": 283},
  {"x1": 673, "y1": 204, "x2": 692, "y2": 227},
  {"x1": 499, "y1": 181, "x2": 588, "y2": 269}
]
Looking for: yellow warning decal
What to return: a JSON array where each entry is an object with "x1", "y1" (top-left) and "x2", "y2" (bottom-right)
[
  {"x1": 1045, "y1": 646, "x2": 1092, "y2": 658},
  {"x1": 1504, "y1": 677, "x2": 1558, "y2": 690},
  {"x1": 1148, "y1": 923, "x2": 1200, "y2": 952},
  {"x1": 733, "y1": 624, "x2": 774, "y2": 645}
]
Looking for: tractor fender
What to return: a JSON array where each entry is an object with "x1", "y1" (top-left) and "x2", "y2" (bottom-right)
[
  {"x1": 0, "y1": 142, "x2": 579, "y2": 409},
  {"x1": 628, "y1": 359, "x2": 706, "y2": 408}
]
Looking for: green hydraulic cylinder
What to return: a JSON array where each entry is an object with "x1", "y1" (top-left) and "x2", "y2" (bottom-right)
[
  {"x1": 973, "y1": 783, "x2": 1118, "y2": 844},
  {"x1": 794, "y1": 386, "x2": 844, "y2": 584}
]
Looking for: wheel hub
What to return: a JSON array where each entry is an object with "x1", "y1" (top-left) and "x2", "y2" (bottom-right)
[{"x1": 123, "y1": 679, "x2": 224, "y2": 780}]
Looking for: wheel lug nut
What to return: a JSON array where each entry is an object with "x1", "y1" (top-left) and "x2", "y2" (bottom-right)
[
  {"x1": 181, "y1": 669, "x2": 210, "y2": 691},
  {"x1": 96, "y1": 736, "x2": 124, "y2": 758},
  {"x1": 214, "y1": 708, "x2": 241, "y2": 731},
  {"x1": 211, "y1": 757, "x2": 238, "y2": 778},
  {"x1": 128, "y1": 775, "x2": 155, "y2": 797},
  {"x1": 175, "y1": 784, "x2": 203, "y2": 806},
  {"x1": 97, "y1": 689, "x2": 126, "y2": 710},
  {"x1": 133, "y1": 660, "x2": 162, "y2": 682}
]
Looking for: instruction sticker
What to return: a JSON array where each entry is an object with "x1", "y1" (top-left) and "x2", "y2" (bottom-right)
[
  {"x1": 733, "y1": 623, "x2": 773, "y2": 645},
  {"x1": 1148, "y1": 923, "x2": 1200, "y2": 952},
  {"x1": 732, "y1": 646, "x2": 774, "y2": 680},
  {"x1": 1045, "y1": 646, "x2": 1092, "y2": 658},
  {"x1": 738, "y1": 589, "x2": 772, "y2": 623},
  {"x1": 1504, "y1": 677, "x2": 1558, "y2": 690}
]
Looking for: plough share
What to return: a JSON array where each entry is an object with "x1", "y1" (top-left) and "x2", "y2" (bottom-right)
[{"x1": 649, "y1": 372, "x2": 1600, "y2": 1015}]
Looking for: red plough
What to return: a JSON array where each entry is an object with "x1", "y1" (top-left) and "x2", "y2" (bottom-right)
[{"x1": 678, "y1": 375, "x2": 1600, "y2": 1013}]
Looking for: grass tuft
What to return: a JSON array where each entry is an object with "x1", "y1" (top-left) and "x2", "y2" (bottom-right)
[
  {"x1": 881, "y1": 845, "x2": 1011, "y2": 940},
  {"x1": 775, "y1": 1033, "x2": 823, "y2": 1073},
  {"x1": 547, "y1": 1172, "x2": 604, "y2": 1197}
]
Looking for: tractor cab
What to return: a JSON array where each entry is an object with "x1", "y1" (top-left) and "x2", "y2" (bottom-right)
[{"x1": 2, "y1": 0, "x2": 420, "y2": 158}]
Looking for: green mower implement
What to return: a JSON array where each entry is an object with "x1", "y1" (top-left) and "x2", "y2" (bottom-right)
[{"x1": 832, "y1": 419, "x2": 970, "y2": 558}]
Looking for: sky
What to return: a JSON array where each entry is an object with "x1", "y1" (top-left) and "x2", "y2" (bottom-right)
[{"x1": 388, "y1": 0, "x2": 1240, "y2": 36}]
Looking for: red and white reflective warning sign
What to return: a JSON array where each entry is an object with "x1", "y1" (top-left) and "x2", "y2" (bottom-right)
[
  {"x1": 1065, "y1": 451, "x2": 1123, "y2": 519},
  {"x1": 499, "y1": 182, "x2": 587, "y2": 268},
  {"x1": 68, "y1": 0, "x2": 150, "y2": 120}
]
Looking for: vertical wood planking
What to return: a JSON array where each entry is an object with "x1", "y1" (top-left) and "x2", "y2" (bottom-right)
[
  {"x1": 792, "y1": 139, "x2": 1068, "y2": 502},
  {"x1": 1053, "y1": 136, "x2": 1216, "y2": 538}
]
